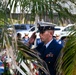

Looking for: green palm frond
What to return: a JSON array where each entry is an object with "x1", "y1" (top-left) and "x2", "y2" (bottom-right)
[
  {"x1": 17, "y1": 41, "x2": 50, "y2": 75},
  {"x1": 0, "y1": 0, "x2": 76, "y2": 75},
  {"x1": 56, "y1": 30, "x2": 76, "y2": 75},
  {"x1": 0, "y1": 26, "x2": 50, "y2": 74}
]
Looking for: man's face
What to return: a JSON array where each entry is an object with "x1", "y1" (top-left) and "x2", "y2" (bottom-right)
[
  {"x1": 39, "y1": 30, "x2": 53, "y2": 43},
  {"x1": 55, "y1": 35, "x2": 60, "y2": 40},
  {"x1": 25, "y1": 35, "x2": 29, "y2": 39}
]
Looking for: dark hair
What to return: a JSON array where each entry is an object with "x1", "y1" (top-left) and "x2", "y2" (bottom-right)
[{"x1": 17, "y1": 33, "x2": 21, "y2": 39}]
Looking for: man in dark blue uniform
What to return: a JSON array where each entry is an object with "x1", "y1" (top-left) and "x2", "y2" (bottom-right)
[{"x1": 27, "y1": 22, "x2": 63, "y2": 75}]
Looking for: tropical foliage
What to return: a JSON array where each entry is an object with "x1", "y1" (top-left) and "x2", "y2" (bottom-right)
[
  {"x1": 1, "y1": 0, "x2": 76, "y2": 24},
  {"x1": 0, "y1": 0, "x2": 76, "y2": 75},
  {"x1": 56, "y1": 29, "x2": 76, "y2": 75}
]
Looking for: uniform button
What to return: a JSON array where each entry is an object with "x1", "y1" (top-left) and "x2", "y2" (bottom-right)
[
  {"x1": 42, "y1": 72, "x2": 43, "y2": 74},
  {"x1": 48, "y1": 62, "x2": 50, "y2": 64}
]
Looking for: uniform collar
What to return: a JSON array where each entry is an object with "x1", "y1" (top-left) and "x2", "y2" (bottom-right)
[{"x1": 45, "y1": 39, "x2": 53, "y2": 48}]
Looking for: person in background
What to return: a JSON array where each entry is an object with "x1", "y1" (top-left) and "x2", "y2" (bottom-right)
[
  {"x1": 17, "y1": 33, "x2": 22, "y2": 40},
  {"x1": 55, "y1": 33, "x2": 64, "y2": 46},
  {"x1": 61, "y1": 36, "x2": 68, "y2": 47},
  {"x1": 22, "y1": 33, "x2": 29, "y2": 44},
  {"x1": 27, "y1": 22, "x2": 63, "y2": 75},
  {"x1": 36, "y1": 38, "x2": 41, "y2": 46}
]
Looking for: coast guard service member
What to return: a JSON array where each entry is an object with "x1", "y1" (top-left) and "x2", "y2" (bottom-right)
[{"x1": 27, "y1": 22, "x2": 63, "y2": 75}]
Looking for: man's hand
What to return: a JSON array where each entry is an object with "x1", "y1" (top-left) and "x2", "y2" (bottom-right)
[{"x1": 28, "y1": 32, "x2": 36, "y2": 44}]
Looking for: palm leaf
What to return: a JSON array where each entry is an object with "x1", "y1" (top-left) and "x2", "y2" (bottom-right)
[
  {"x1": 56, "y1": 29, "x2": 76, "y2": 75},
  {"x1": 17, "y1": 41, "x2": 50, "y2": 75}
]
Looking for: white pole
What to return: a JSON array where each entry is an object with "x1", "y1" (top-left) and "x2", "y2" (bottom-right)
[{"x1": 32, "y1": 14, "x2": 39, "y2": 48}]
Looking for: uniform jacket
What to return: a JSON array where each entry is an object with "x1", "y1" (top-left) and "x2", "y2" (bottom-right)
[{"x1": 36, "y1": 39, "x2": 63, "y2": 75}]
